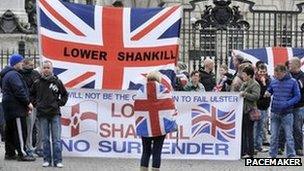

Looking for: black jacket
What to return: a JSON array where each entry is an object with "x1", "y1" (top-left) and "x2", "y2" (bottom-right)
[
  {"x1": 20, "y1": 68, "x2": 40, "y2": 88},
  {"x1": 291, "y1": 71, "x2": 304, "y2": 108},
  {"x1": 199, "y1": 69, "x2": 216, "y2": 91},
  {"x1": 256, "y1": 76, "x2": 271, "y2": 110},
  {"x1": 0, "y1": 66, "x2": 30, "y2": 121},
  {"x1": 30, "y1": 75, "x2": 68, "y2": 118}
]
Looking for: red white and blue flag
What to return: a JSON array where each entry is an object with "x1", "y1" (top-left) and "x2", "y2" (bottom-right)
[
  {"x1": 61, "y1": 101, "x2": 98, "y2": 138},
  {"x1": 134, "y1": 81, "x2": 177, "y2": 137},
  {"x1": 232, "y1": 47, "x2": 304, "y2": 75},
  {"x1": 37, "y1": 0, "x2": 181, "y2": 90},
  {"x1": 191, "y1": 103, "x2": 235, "y2": 142}
]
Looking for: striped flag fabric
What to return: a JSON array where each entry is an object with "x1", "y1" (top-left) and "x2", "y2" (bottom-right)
[
  {"x1": 134, "y1": 81, "x2": 177, "y2": 137},
  {"x1": 232, "y1": 47, "x2": 304, "y2": 75},
  {"x1": 37, "y1": 0, "x2": 181, "y2": 90}
]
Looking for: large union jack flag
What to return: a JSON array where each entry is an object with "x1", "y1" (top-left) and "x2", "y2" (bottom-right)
[
  {"x1": 134, "y1": 81, "x2": 177, "y2": 137},
  {"x1": 191, "y1": 103, "x2": 235, "y2": 142},
  {"x1": 232, "y1": 47, "x2": 304, "y2": 75},
  {"x1": 38, "y1": 0, "x2": 181, "y2": 90}
]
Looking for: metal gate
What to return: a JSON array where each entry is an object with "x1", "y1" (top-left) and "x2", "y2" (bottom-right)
[
  {"x1": 181, "y1": 0, "x2": 304, "y2": 72},
  {"x1": 0, "y1": 41, "x2": 39, "y2": 69}
]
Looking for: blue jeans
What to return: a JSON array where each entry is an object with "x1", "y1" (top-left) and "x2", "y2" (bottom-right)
[
  {"x1": 39, "y1": 115, "x2": 62, "y2": 165},
  {"x1": 26, "y1": 108, "x2": 37, "y2": 156},
  {"x1": 269, "y1": 113, "x2": 295, "y2": 158},
  {"x1": 254, "y1": 110, "x2": 267, "y2": 150},
  {"x1": 278, "y1": 107, "x2": 304, "y2": 151},
  {"x1": 293, "y1": 107, "x2": 303, "y2": 150}
]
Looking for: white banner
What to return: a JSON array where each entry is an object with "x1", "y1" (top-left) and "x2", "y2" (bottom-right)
[{"x1": 61, "y1": 89, "x2": 243, "y2": 160}]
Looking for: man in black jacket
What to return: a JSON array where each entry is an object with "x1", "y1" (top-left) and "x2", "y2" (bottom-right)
[
  {"x1": 20, "y1": 57, "x2": 41, "y2": 157},
  {"x1": 199, "y1": 58, "x2": 216, "y2": 91},
  {"x1": 0, "y1": 54, "x2": 35, "y2": 161},
  {"x1": 31, "y1": 60, "x2": 68, "y2": 167},
  {"x1": 254, "y1": 63, "x2": 271, "y2": 153}
]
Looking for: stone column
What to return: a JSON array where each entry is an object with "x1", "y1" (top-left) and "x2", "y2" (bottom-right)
[{"x1": 0, "y1": 0, "x2": 28, "y2": 23}]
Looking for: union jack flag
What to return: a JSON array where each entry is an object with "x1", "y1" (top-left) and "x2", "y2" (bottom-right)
[
  {"x1": 231, "y1": 47, "x2": 304, "y2": 75},
  {"x1": 134, "y1": 81, "x2": 177, "y2": 137},
  {"x1": 191, "y1": 103, "x2": 235, "y2": 142},
  {"x1": 38, "y1": 0, "x2": 181, "y2": 90}
]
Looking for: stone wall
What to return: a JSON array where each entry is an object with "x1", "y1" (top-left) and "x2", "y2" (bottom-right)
[
  {"x1": 0, "y1": 34, "x2": 38, "y2": 51},
  {"x1": 0, "y1": 0, "x2": 28, "y2": 23}
]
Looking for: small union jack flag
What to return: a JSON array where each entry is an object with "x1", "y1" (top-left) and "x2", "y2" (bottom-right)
[
  {"x1": 134, "y1": 81, "x2": 177, "y2": 137},
  {"x1": 191, "y1": 103, "x2": 235, "y2": 142}
]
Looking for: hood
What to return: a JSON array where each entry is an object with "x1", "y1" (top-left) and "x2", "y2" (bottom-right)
[
  {"x1": 291, "y1": 70, "x2": 304, "y2": 79},
  {"x1": 41, "y1": 74, "x2": 58, "y2": 82},
  {"x1": 0, "y1": 66, "x2": 15, "y2": 78},
  {"x1": 20, "y1": 68, "x2": 34, "y2": 75}
]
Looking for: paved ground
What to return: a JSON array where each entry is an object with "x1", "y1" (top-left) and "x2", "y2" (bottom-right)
[{"x1": 0, "y1": 142, "x2": 303, "y2": 171}]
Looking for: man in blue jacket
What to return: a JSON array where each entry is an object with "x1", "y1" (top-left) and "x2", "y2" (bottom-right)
[
  {"x1": 265, "y1": 65, "x2": 301, "y2": 158},
  {"x1": 0, "y1": 54, "x2": 35, "y2": 161}
]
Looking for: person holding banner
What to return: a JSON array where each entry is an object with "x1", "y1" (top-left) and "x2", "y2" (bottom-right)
[
  {"x1": 134, "y1": 71, "x2": 177, "y2": 171},
  {"x1": 231, "y1": 63, "x2": 249, "y2": 92},
  {"x1": 239, "y1": 65, "x2": 261, "y2": 158},
  {"x1": 30, "y1": 60, "x2": 68, "y2": 168}
]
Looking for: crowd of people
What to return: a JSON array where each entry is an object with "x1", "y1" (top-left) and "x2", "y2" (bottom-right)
[
  {"x1": 0, "y1": 53, "x2": 304, "y2": 170},
  {"x1": 175, "y1": 54, "x2": 304, "y2": 159},
  {"x1": 0, "y1": 54, "x2": 68, "y2": 168}
]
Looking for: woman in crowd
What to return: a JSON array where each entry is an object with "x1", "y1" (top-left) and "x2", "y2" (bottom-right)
[
  {"x1": 134, "y1": 71, "x2": 177, "y2": 171},
  {"x1": 239, "y1": 65, "x2": 261, "y2": 158}
]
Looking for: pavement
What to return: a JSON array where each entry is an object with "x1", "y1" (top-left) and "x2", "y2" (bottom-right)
[{"x1": 0, "y1": 142, "x2": 303, "y2": 171}]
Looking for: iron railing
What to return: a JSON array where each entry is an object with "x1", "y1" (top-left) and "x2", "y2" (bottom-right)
[
  {"x1": 182, "y1": 0, "x2": 304, "y2": 73},
  {"x1": 0, "y1": 46, "x2": 39, "y2": 70}
]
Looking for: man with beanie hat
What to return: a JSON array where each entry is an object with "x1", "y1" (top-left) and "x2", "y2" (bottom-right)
[
  {"x1": 0, "y1": 54, "x2": 35, "y2": 161},
  {"x1": 9, "y1": 54, "x2": 24, "y2": 67}
]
